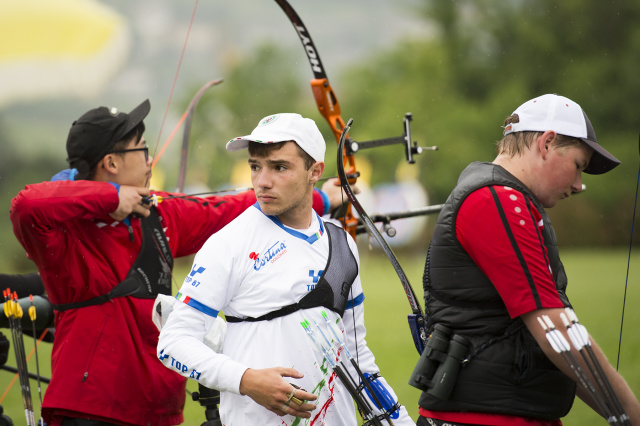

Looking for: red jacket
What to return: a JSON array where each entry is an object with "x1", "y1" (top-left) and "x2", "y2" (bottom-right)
[{"x1": 10, "y1": 180, "x2": 329, "y2": 426}]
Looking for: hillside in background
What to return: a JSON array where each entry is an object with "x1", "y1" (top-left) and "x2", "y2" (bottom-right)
[{"x1": 0, "y1": 0, "x2": 431, "y2": 158}]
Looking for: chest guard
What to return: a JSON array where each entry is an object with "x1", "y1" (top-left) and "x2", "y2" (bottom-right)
[
  {"x1": 52, "y1": 207, "x2": 173, "y2": 311},
  {"x1": 226, "y1": 221, "x2": 358, "y2": 323}
]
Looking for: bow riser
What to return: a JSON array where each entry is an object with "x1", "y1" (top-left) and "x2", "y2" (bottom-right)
[{"x1": 310, "y1": 78, "x2": 359, "y2": 237}]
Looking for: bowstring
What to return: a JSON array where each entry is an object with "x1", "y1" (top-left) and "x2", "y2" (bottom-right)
[
  {"x1": 337, "y1": 153, "x2": 364, "y2": 407},
  {"x1": 145, "y1": 0, "x2": 200, "y2": 296},
  {"x1": 151, "y1": 0, "x2": 200, "y2": 160},
  {"x1": 616, "y1": 133, "x2": 640, "y2": 370}
]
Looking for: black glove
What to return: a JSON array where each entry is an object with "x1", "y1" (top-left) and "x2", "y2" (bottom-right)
[
  {"x1": 0, "y1": 331, "x2": 9, "y2": 367},
  {"x1": 0, "y1": 404, "x2": 14, "y2": 426},
  {"x1": 0, "y1": 273, "x2": 45, "y2": 299}
]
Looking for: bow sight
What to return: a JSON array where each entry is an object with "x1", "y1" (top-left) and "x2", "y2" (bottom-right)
[{"x1": 344, "y1": 113, "x2": 437, "y2": 165}]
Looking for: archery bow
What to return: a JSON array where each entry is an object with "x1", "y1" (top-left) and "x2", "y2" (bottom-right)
[
  {"x1": 338, "y1": 119, "x2": 427, "y2": 354},
  {"x1": 273, "y1": 0, "x2": 431, "y2": 239},
  {"x1": 274, "y1": 0, "x2": 428, "y2": 354},
  {"x1": 273, "y1": 0, "x2": 358, "y2": 238}
]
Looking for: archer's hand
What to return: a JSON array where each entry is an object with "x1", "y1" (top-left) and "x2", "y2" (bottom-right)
[
  {"x1": 239, "y1": 367, "x2": 317, "y2": 418},
  {"x1": 321, "y1": 178, "x2": 359, "y2": 212},
  {"x1": 109, "y1": 186, "x2": 151, "y2": 221}
]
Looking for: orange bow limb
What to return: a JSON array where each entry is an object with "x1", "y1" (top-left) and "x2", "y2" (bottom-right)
[{"x1": 310, "y1": 78, "x2": 359, "y2": 239}]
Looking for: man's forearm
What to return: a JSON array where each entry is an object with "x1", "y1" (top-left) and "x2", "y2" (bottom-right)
[
  {"x1": 157, "y1": 302, "x2": 246, "y2": 393},
  {"x1": 523, "y1": 308, "x2": 640, "y2": 423}
]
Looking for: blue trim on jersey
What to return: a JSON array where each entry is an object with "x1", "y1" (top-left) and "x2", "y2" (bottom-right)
[
  {"x1": 346, "y1": 292, "x2": 365, "y2": 310},
  {"x1": 180, "y1": 296, "x2": 219, "y2": 318},
  {"x1": 253, "y1": 202, "x2": 325, "y2": 244}
]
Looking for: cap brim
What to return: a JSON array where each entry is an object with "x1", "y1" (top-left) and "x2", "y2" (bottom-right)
[
  {"x1": 226, "y1": 138, "x2": 251, "y2": 152},
  {"x1": 226, "y1": 136, "x2": 288, "y2": 152},
  {"x1": 122, "y1": 99, "x2": 150, "y2": 136},
  {"x1": 581, "y1": 138, "x2": 621, "y2": 175}
]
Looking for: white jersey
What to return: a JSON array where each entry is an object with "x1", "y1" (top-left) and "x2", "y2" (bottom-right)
[{"x1": 158, "y1": 204, "x2": 415, "y2": 425}]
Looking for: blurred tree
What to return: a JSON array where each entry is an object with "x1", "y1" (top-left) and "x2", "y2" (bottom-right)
[
  {"x1": 336, "y1": 0, "x2": 640, "y2": 246},
  {"x1": 420, "y1": 1, "x2": 640, "y2": 120},
  {"x1": 0, "y1": 122, "x2": 60, "y2": 273}
]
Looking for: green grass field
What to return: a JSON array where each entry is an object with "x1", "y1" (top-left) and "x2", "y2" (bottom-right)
[{"x1": 2, "y1": 249, "x2": 639, "y2": 425}]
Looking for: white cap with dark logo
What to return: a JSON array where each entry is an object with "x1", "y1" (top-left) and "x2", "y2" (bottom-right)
[
  {"x1": 503, "y1": 94, "x2": 620, "y2": 174},
  {"x1": 226, "y1": 113, "x2": 325, "y2": 163}
]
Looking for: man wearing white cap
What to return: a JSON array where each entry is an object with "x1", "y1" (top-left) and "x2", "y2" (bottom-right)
[
  {"x1": 414, "y1": 94, "x2": 640, "y2": 425},
  {"x1": 158, "y1": 113, "x2": 416, "y2": 425}
]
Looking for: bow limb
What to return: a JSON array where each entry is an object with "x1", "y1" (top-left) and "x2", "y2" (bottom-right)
[
  {"x1": 150, "y1": 79, "x2": 223, "y2": 191},
  {"x1": 337, "y1": 119, "x2": 427, "y2": 354},
  {"x1": 274, "y1": 0, "x2": 359, "y2": 239},
  {"x1": 176, "y1": 79, "x2": 224, "y2": 193}
]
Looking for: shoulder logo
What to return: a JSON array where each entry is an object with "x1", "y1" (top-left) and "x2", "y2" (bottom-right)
[{"x1": 185, "y1": 264, "x2": 206, "y2": 287}]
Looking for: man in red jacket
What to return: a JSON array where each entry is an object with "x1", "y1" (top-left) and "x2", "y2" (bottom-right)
[{"x1": 10, "y1": 99, "x2": 340, "y2": 426}]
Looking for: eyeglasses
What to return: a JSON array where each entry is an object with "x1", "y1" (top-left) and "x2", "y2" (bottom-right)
[{"x1": 110, "y1": 145, "x2": 149, "y2": 161}]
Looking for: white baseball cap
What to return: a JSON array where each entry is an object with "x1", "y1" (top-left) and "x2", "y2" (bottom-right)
[
  {"x1": 503, "y1": 94, "x2": 620, "y2": 174},
  {"x1": 226, "y1": 113, "x2": 325, "y2": 162}
]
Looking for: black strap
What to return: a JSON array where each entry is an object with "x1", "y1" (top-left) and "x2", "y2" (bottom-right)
[
  {"x1": 488, "y1": 186, "x2": 542, "y2": 309},
  {"x1": 462, "y1": 319, "x2": 526, "y2": 365},
  {"x1": 51, "y1": 278, "x2": 141, "y2": 311},
  {"x1": 52, "y1": 207, "x2": 173, "y2": 312},
  {"x1": 226, "y1": 303, "x2": 302, "y2": 323}
]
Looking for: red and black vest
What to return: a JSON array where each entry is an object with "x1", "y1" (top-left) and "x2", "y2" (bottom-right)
[{"x1": 419, "y1": 162, "x2": 576, "y2": 420}]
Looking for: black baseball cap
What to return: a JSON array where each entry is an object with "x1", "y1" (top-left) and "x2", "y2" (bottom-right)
[{"x1": 66, "y1": 99, "x2": 150, "y2": 179}]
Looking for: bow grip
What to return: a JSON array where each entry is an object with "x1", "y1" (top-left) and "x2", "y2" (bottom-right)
[{"x1": 408, "y1": 313, "x2": 427, "y2": 355}]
